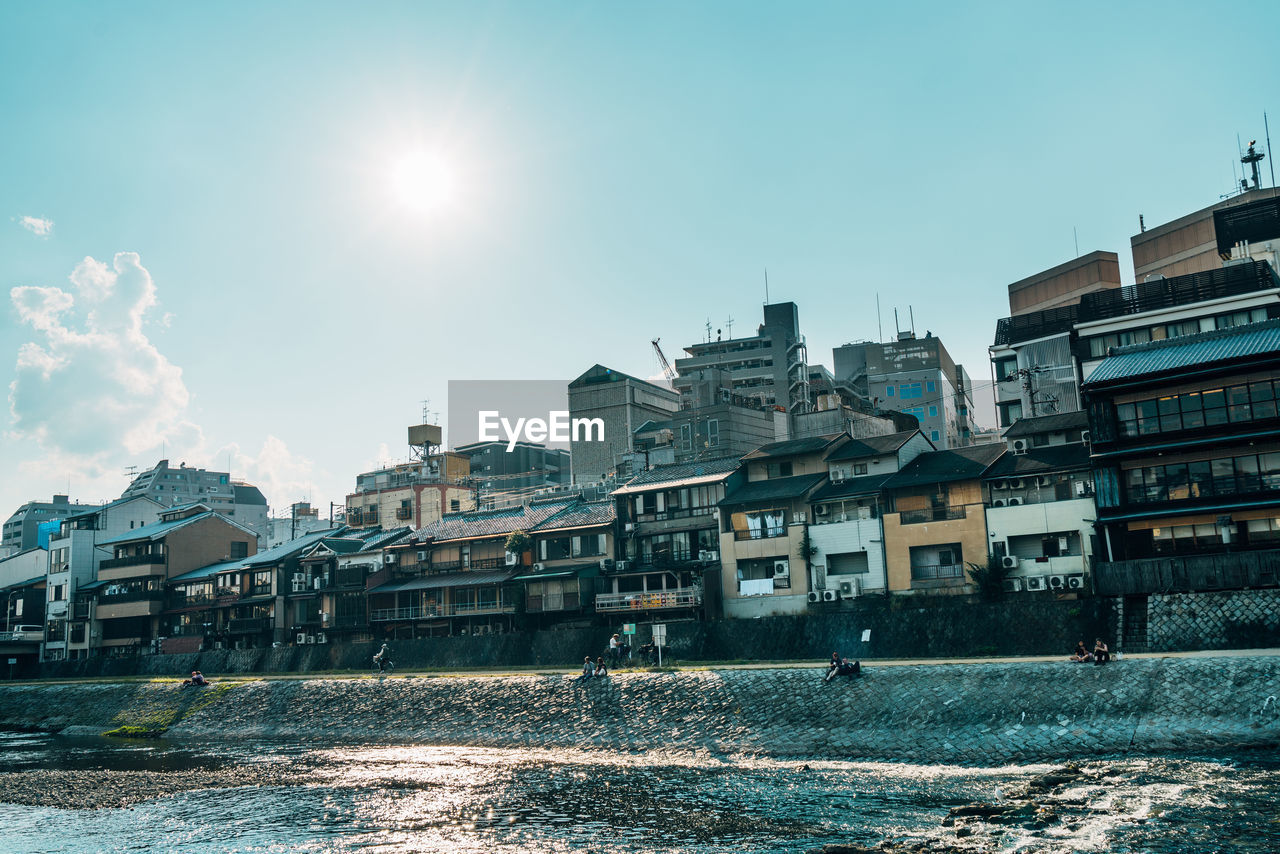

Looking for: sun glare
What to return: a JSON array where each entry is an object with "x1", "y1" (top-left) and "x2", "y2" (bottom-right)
[{"x1": 390, "y1": 150, "x2": 457, "y2": 214}]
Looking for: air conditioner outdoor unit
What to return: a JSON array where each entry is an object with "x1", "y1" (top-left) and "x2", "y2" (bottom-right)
[
  {"x1": 992, "y1": 499, "x2": 1006, "y2": 507},
  {"x1": 773, "y1": 560, "x2": 790, "y2": 578},
  {"x1": 699, "y1": 550, "x2": 719, "y2": 562},
  {"x1": 306, "y1": 635, "x2": 317, "y2": 644},
  {"x1": 316, "y1": 632, "x2": 327, "y2": 643},
  {"x1": 1002, "y1": 578, "x2": 1022, "y2": 593},
  {"x1": 1008, "y1": 497, "x2": 1023, "y2": 506},
  {"x1": 616, "y1": 560, "x2": 631, "y2": 571},
  {"x1": 1025, "y1": 576, "x2": 1046, "y2": 591},
  {"x1": 296, "y1": 632, "x2": 307, "y2": 644},
  {"x1": 417, "y1": 550, "x2": 428, "y2": 562},
  {"x1": 292, "y1": 579, "x2": 307, "y2": 593},
  {"x1": 532, "y1": 562, "x2": 545, "y2": 572},
  {"x1": 1048, "y1": 575, "x2": 1066, "y2": 590},
  {"x1": 293, "y1": 572, "x2": 305, "y2": 583},
  {"x1": 383, "y1": 554, "x2": 396, "y2": 564},
  {"x1": 1067, "y1": 576, "x2": 1085, "y2": 590},
  {"x1": 807, "y1": 591, "x2": 821, "y2": 603},
  {"x1": 505, "y1": 551, "x2": 519, "y2": 566},
  {"x1": 1001, "y1": 555, "x2": 1018, "y2": 569},
  {"x1": 600, "y1": 558, "x2": 615, "y2": 571},
  {"x1": 839, "y1": 580, "x2": 859, "y2": 599},
  {"x1": 992, "y1": 481, "x2": 1009, "y2": 490},
  {"x1": 1012, "y1": 439, "x2": 1027, "y2": 454},
  {"x1": 822, "y1": 589, "x2": 838, "y2": 602},
  {"x1": 830, "y1": 472, "x2": 845, "y2": 484},
  {"x1": 1081, "y1": 431, "x2": 1090, "y2": 444},
  {"x1": 1037, "y1": 476, "x2": 1052, "y2": 488},
  {"x1": 814, "y1": 505, "x2": 829, "y2": 517},
  {"x1": 1009, "y1": 478, "x2": 1024, "y2": 489}
]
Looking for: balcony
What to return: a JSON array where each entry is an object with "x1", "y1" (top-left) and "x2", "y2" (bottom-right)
[
  {"x1": 395, "y1": 507, "x2": 412, "y2": 520},
  {"x1": 909, "y1": 563, "x2": 966, "y2": 581},
  {"x1": 631, "y1": 550, "x2": 698, "y2": 568},
  {"x1": 594, "y1": 587, "x2": 701, "y2": 612},
  {"x1": 369, "y1": 601, "x2": 515, "y2": 621},
  {"x1": 101, "y1": 553, "x2": 167, "y2": 571},
  {"x1": 98, "y1": 588, "x2": 165, "y2": 605},
  {"x1": 526, "y1": 592, "x2": 581, "y2": 613},
  {"x1": 899, "y1": 506, "x2": 967, "y2": 525},
  {"x1": 1094, "y1": 549, "x2": 1280, "y2": 596},
  {"x1": 228, "y1": 617, "x2": 270, "y2": 633}
]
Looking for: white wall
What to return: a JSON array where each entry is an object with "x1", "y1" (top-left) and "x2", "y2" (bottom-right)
[
  {"x1": 810, "y1": 518, "x2": 886, "y2": 593},
  {"x1": 985, "y1": 497, "x2": 1095, "y2": 578}
]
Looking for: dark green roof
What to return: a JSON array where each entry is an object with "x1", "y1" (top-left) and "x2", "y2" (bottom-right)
[
  {"x1": 809, "y1": 473, "x2": 894, "y2": 502},
  {"x1": 169, "y1": 558, "x2": 245, "y2": 583},
  {"x1": 720, "y1": 472, "x2": 827, "y2": 506},
  {"x1": 742, "y1": 435, "x2": 841, "y2": 460},
  {"x1": 1003, "y1": 411, "x2": 1089, "y2": 438},
  {"x1": 984, "y1": 444, "x2": 1090, "y2": 478},
  {"x1": 1084, "y1": 318, "x2": 1280, "y2": 386},
  {"x1": 883, "y1": 444, "x2": 1006, "y2": 490},
  {"x1": 823, "y1": 430, "x2": 920, "y2": 461}
]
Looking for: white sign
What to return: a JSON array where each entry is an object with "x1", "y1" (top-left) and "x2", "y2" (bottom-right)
[
  {"x1": 7, "y1": 658, "x2": 15, "y2": 665},
  {"x1": 652, "y1": 624, "x2": 667, "y2": 646},
  {"x1": 861, "y1": 629, "x2": 871, "y2": 643}
]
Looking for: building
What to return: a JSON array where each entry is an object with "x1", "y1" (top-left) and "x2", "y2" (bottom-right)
[
  {"x1": 87, "y1": 504, "x2": 259, "y2": 654},
  {"x1": 44, "y1": 496, "x2": 164, "y2": 661},
  {"x1": 1007, "y1": 251, "x2": 1123, "y2": 317},
  {"x1": 1083, "y1": 319, "x2": 1280, "y2": 599},
  {"x1": 2, "y1": 495, "x2": 97, "y2": 557},
  {"x1": 311, "y1": 527, "x2": 414, "y2": 644},
  {"x1": 880, "y1": 444, "x2": 1006, "y2": 593},
  {"x1": 344, "y1": 456, "x2": 474, "y2": 531},
  {"x1": 518, "y1": 500, "x2": 616, "y2": 629},
  {"x1": 807, "y1": 430, "x2": 934, "y2": 601},
  {"x1": 0, "y1": 558, "x2": 46, "y2": 676},
  {"x1": 612, "y1": 457, "x2": 743, "y2": 621},
  {"x1": 717, "y1": 436, "x2": 848, "y2": 617},
  {"x1": 834, "y1": 332, "x2": 971, "y2": 449},
  {"x1": 265, "y1": 502, "x2": 337, "y2": 549},
  {"x1": 452, "y1": 440, "x2": 571, "y2": 506},
  {"x1": 567, "y1": 364, "x2": 680, "y2": 485},
  {"x1": 632, "y1": 396, "x2": 785, "y2": 466},
  {"x1": 1131, "y1": 187, "x2": 1280, "y2": 281},
  {"x1": 982, "y1": 413, "x2": 1095, "y2": 593},
  {"x1": 120, "y1": 460, "x2": 269, "y2": 541}
]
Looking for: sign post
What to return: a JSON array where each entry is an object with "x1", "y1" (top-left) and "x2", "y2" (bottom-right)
[
  {"x1": 652, "y1": 623, "x2": 667, "y2": 667},
  {"x1": 622, "y1": 623, "x2": 636, "y2": 660}
]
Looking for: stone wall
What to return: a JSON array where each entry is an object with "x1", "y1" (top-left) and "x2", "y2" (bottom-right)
[
  {"x1": 3, "y1": 656, "x2": 1278, "y2": 764},
  {"x1": 1146, "y1": 589, "x2": 1280, "y2": 652}
]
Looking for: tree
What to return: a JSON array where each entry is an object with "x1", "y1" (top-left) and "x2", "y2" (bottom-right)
[
  {"x1": 966, "y1": 555, "x2": 1015, "y2": 601},
  {"x1": 505, "y1": 529, "x2": 531, "y2": 557}
]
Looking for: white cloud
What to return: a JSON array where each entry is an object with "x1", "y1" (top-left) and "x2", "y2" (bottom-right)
[
  {"x1": 18, "y1": 215, "x2": 53, "y2": 236},
  {"x1": 218, "y1": 436, "x2": 321, "y2": 511}
]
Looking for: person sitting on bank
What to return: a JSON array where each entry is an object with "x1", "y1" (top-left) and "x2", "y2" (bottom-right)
[
  {"x1": 594, "y1": 656, "x2": 609, "y2": 678},
  {"x1": 1093, "y1": 638, "x2": 1111, "y2": 665},
  {"x1": 183, "y1": 670, "x2": 209, "y2": 686},
  {"x1": 1071, "y1": 641, "x2": 1093, "y2": 663},
  {"x1": 576, "y1": 656, "x2": 593, "y2": 682},
  {"x1": 824, "y1": 652, "x2": 842, "y2": 682}
]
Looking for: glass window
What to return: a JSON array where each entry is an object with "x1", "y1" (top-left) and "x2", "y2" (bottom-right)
[
  {"x1": 928, "y1": 405, "x2": 938, "y2": 417},
  {"x1": 1227, "y1": 385, "x2": 1252, "y2": 422},
  {"x1": 1211, "y1": 458, "x2": 1236, "y2": 494},
  {"x1": 899, "y1": 382, "x2": 923, "y2": 400},
  {"x1": 1179, "y1": 392, "x2": 1205, "y2": 429},
  {"x1": 1157, "y1": 396, "x2": 1181, "y2": 432},
  {"x1": 1124, "y1": 468, "x2": 1145, "y2": 503},
  {"x1": 1235, "y1": 455, "x2": 1262, "y2": 492},
  {"x1": 1136, "y1": 400, "x2": 1160, "y2": 435},
  {"x1": 926, "y1": 381, "x2": 936, "y2": 392},
  {"x1": 993, "y1": 357, "x2": 1017, "y2": 381},
  {"x1": 1263, "y1": 452, "x2": 1280, "y2": 490},
  {"x1": 1188, "y1": 460, "x2": 1213, "y2": 497},
  {"x1": 886, "y1": 386, "x2": 894, "y2": 397},
  {"x1": 1164, "y1": 463, "x2": 1190, "y2": 500},
  {"x1": 1202, "y1": 389, "x2": 1228, "y2": 425}
]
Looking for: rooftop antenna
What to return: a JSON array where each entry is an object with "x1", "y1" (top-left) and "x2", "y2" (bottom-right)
[
  {"x1": 1242, "y1": 138, "x2": 1266, "y2": 191},
  {"x1": 705, "y1": 318, "x2": 712, "y2": 343},
  {"x1": 1073, "y1": 226, "x2": 1080, "y2": 258},
  {"x1": 764, "y1": 268, "x2": 769, "y2": 304},
  {"x1": 1267, "y1": 112, "x2": 1276, "y2": 190},
  {"x1": 1139, "y1": 214, "x2": 1145, "y2": 233},
  {"x1": 893, "y1": 308, "x2": 900, "y2": 338},
  {"x1": 123, "y1": 464, "x2": 139, "y2": 479},
  {"x1": 725, "y1": 314, "x2": 735, "y2": 338},
  {"x1": 909, "y1": 305, "x2": 915, "y2": 336},
  {"x1": 876, "y1": 293, "x2": 883, "y2": 343}
]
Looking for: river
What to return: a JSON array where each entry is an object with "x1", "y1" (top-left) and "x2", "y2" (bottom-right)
[{"x1": 1, "y1": 730, "x2": 1277, "y2": 853}]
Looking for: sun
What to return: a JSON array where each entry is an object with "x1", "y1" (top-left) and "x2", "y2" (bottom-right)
[{"x1": 389, "y1": 150, "x2": 457, "y2": 214}]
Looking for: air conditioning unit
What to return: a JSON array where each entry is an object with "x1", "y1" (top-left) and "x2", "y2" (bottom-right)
[
  {"x1": 814, "y1": 505, "x2": 829, "y2": 517},
  {"x1": 1048, "y1": 575, "x2": 1066, "y2": 590},
  {"x1": 1012, "y1": 439, "x2": 1028, "y2": 455},
  {"x1": 532, "y1": 562, "x2": 545, "y2": 572},
  {"x1": 417, "y1": 550, "x2": 428, "y2": 562},
  {"x1": 505, "y1": 551, "x2": 519, "y2": 566},
  {"x1": 316, "y1": 632, "x2": 327, "y2": 644},
  {"x1": 1037, "y1": 476, "x2": 1052, "y2": 488},
  {"x1": 992, "y1": 481, "x2": 1009, "y2": 491},
  {"x1": 292, "y1": 572, "x2": 305, "y2": 584},
  {"x1": 992, "y1": 499, "x2": 1006, "y2": 508},
  {"x1": 1080, "y1": 431, "x2": 1090, "y2": 444},
  {"x1": 600, "y1": 558, "x2": 615, "y2": 571},
  {"x1": 830, "y1": 472, "x2": 845, "y2": 484},
  {"x1": 822, "y1": 589, "x2": 838, "y2": 602},
  {"x1": 1009, "y1": 478, "x2": 1025, "y2": 489},
  {"x1": 296, "y1": 632, "x2": 307, "y2": 644},
  {"x1": 807, "y1": 591, "x2": 821, "y2": 603},
  {"x1": 773, "y1": 560, "x2": 790, "y2": 578},
  {"x1": 616, "y1": 560, "x2": 631, "y2": 571},
  {"x1": 1002, "y1": 578, "x2": 1022, "y2": 593},
  {"x1": 1007, "y1": 497, "x2": 1023, "y2": 506},
  {"x1": 314, "y1": 577, "x2": 322, "y2": 590},
  {"x1": 1001, "y1": 555, "x2": 1018, "y2": 569},
  {"x1": 1067, "y1": 576, "x2": 1085, "y2": 590},
  {"x1": 292, "y1": 578, "x2": 307, "y2": 593},
  {"x1": 1025, "y1": 576, "x2": 1046, "y2": 591},
  {"x1": 699, "y1": 550, "x2": 719, "y2": 562},
  {"x1": 383, "y1": 553, "x2": 396, "y2": 564},
  {"x1": 306, "y1": 635, "x2": 317, "y2": 644},
  {"x1": 839, "y1": 580, "x2": 859, "y2": 599}
]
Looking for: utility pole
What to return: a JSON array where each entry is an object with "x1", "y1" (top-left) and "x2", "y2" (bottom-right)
[{"x1": 1016, "y1": 366, "x2": 1047, "y2": 418}]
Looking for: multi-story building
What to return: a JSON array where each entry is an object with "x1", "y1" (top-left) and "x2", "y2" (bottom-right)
[
  {"x1": 807, "y1": 430, "x2": 934, "y2": 601},
  {"x1": 296, "y1": 527, "x2": 412, "y2": 646},
  {"x1": 718, "y1": 436, "x2": 842, "y2": 618},
  {"x1": 0, "y1": 555, "x2": 46, "y2": 675},
  {"x1": 344, "y1": 456, "x2": 474, "y2": 531},
  {"x1": 44, "y1": 496, "x2": 163, "y2": 661},
  {"x1": 982, "y1": 412, "x2": 1095, "y2": 593},
  {"x1": 834, "y1": 332, "x2": 971, "y2": 449},
  {"x1": 519, "y1": 500, "x2": 615, "y2": 629},
  {"x1": 120, "y1": 460, "x2": 269, "y2": 541},
  {"x1": 1007, "y1": 251, "x2": 1124, "y2": 317},
  {"x1": 1083, "y1": 319, "x2": 1280, "y2": 599},
  {"x1": 452, "y1": 440, "x2": 571, "y2": 503},
  {"x1": 612, "y1": 457, "x2": 743, "y2": 621},
  {"x1": 1131, "y1": 186, "x2": 1280, "y2": 281},
  {"x1": 880, "y1": 444, "x2": 1006, "y2": 594},
  {"x1": 568, "y1": 364, "x2": 681, "y2": 484},
  {"x1": 2, "y1": 494, "x2": 97, "y2": 557},
  {"x1": 265, "y1": 502, "x2": 337, "y2": 549},
  {"x1": 87, "y1": 504, "x2": 258, "y2": 654}
]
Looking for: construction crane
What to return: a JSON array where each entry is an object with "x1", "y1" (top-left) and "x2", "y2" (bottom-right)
[{"x1": 652, "y1": 338, "x2": 677, "y2": 382}]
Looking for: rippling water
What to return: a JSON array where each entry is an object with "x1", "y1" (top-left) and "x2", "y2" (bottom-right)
[{"x1": 1, "y1": 731, "x2": 1277, "y2": 853}]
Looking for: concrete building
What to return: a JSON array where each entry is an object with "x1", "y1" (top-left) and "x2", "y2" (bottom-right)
[
  {"x1": 1132, "y1": 187, "x2": 1280, "y2": 281},
  {"x1": 567, "y1": 364, "x2": 680, "y2": 485},
  {"x1": 344, "y1": 455, "x2": 474, "y2": 531},
  {"x1": 806, "y1": 430, "x2": 934, "y2": 601},
  {"x1": 1007, "y1": 251, "x2": 1124, "y2": 316},
  {"x1": 120, "y1": 460, "x2": 269, "y2": 541},
  {"x1": 265, "y1": 502, "x2": 337, "y2": 549},
  {"x1": 0, "y1": 559, "x2": 46, "y2": 676},
  {"x1": 982, "y1": 413, "x2": 1095, "y2": 593},
  {"x1": 2, "y1": 495, "x2": 97, "y2": 557},
  {"x1": 521, "y1": 500, "x2": 616, "y2": 629},
  {"x1": 880, "y1": 444, "x2": 1006, "y2": 594},
  {"x1": 834, "y1": 332, "x2": 971, "y2": 449},
  {"x1": 44, "y1": 496, "x2": 164, "y2": 661},
  {"x1": 452, "y1": 440, "x2": 571, "y2": 506}
]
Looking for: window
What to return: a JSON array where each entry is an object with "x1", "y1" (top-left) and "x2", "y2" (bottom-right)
[
  {"x1": 931, "y1": 430, "x2": 940, "y2": 441},
  {"x1": 680, "y1": 424, "x2": 692, "y2": 452},
  {"x1": 230, "y1": 541, "x2": 249, "y2": 559},
  {"x1": 731, "y1": 509, "x2": 786, "y2": 539},
  {"x1": 998, "y1": 400, "x2": 1023, "y2": 428},
  {"x1": 450, "y1": 499, "x2": 461, "y2": 512},
  {"x1": 928, "y1": 405, "x2": 938, "y2": 417},
  {"x1": 853, "y1": 463, "x2": 868, "y2": 476},
  {"x1": 899, "y1": 382, "x2": 923, "y2": 400},
  {"x1": 707, "y1": 419, "x2": 719, "y2": 447},
  {"x1": 886, "y1": 386, "x2": 894, "y2": 397},
  {"x1": 926, "y1": 381, "x2": 936, "y2": 392},
  {"x1": 765, "y1": 461, "x2": 793, "y2": 478}
]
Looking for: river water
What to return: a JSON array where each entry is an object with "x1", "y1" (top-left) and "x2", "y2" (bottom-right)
[{"x1": 1, "y1": 730, "x2": 1277, "y2": 853}]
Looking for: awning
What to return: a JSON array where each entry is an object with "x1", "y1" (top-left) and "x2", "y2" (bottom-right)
[
  {"x1": 370, "y1": 569, "x2": 515, "y2": 593},
  {"x1": 511, "y1": 568, "x2": 581, "y2": 581}
]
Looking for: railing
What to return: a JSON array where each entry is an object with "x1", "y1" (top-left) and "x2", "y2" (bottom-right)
[
  {"x1": 227, "y1": 618, "x2": 269, "y2": 633},
  {"x1": 97, "y1": 589, "x2": 164, "y2": 605},
  {"x1": 246, "y1": 585, "x2": 273, "y2": 597},
  {"x1": 733, "y1": 527, "x2": 788, "y2": 541},
  {"x1": 395, "y1": 507, "x2": 412, "y2": 520},
  {"x1": 909, "y1": 563, "x2": 966, "y2": 581},
  {"x1": 469, "y1": 557, "x2": 508, "y2": 569},
  {"x1": 634, "y1": 507, "x2": 716, "y2": 523},
  {"x1": 167, "y1": 593, "x2": 215, "y2": 610},
  {"x1": 0, "y1": 630, "x2": 42, "y2": 643},
  {"x1": 594, "y1": 587, "x2": 701, "y2": 612},
  {"x1": 100, "y1": 553, "x2": 166, "y2": 570},
  {"x1": 526, "y1": 592, "x2": 581, "y2": 613},
  {"x1": 430, "y1": 560, "x2": 465, "y2": 571},
  {"x1": 1094, "y1": 549, "x2": 1280, "y2": 596},
  {"x1": 630, "y1": 550, "x2": 700, "y2": 568},
  {"x1": 899, "y1": 506, "x2": 967, "y2": 525},
  {"x1": 369, "y1": 601, "x2": 515, "y2": 621}
]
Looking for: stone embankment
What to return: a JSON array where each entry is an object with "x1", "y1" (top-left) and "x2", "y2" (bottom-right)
[{"x1": 2, "y1": 656, "x2": 1277, "y2": 763}]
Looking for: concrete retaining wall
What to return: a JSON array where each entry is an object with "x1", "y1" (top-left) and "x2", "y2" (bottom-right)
[
  {"x1": 4, "y1": 656, "x2": 1278, "y2": 764},
  {"x1": 1147, "y1": 589, "x2": 1280, "y2": 652}
]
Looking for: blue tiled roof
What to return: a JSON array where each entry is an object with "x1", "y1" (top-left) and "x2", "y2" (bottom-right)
[
  {"x1": 533, "y1": 500, "x2": 616, "y2": 532},
  {"x1": 1085, "y1": 319, "x2": 1280, "y2": 386},
  {"x1": 411, "y1": 499, "x2": 577, "y2": 543},
  {"x1": 169, "y1": 558, "x2": 245, "y2": 583},
  {"x1": 241, "y1": 527, "x2": 346, "y2": 567},
  {"x1": 98, "y1": 511, "x2": 222, "y2": 546}
]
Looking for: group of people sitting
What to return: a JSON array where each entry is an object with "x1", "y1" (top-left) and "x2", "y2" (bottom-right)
[
  {"x1": 1070, "y1": 638, "x2": 1112, "y2": 665},
  {"x1": 824, "y1": 652, "x2": 861, "y2": 682},
  {"x1": 577, "y1": 656, "x2": 610, "y2": 681},
  {"x1": 182, "y1": 670, "x2": 209, "y2": 686}
]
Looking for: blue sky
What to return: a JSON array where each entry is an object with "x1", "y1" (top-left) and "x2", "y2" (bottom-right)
[{"x1": 3, "y1": 1, "x2": 1278, "y2": 516}]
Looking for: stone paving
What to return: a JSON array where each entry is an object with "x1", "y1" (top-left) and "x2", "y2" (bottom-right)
[{"x1": 2, "y1": 656, "x2": 1277, "y2": 763}]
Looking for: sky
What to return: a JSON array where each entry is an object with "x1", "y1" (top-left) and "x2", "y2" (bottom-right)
[{"x1": 3, "y1": 0, "x2": 1279, "y2": 518}]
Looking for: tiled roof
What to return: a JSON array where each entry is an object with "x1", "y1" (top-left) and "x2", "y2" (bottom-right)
[
  {"x1": 1003, "y1": 411, "x2": 1089, "y2": 438},
  {"x1": 99, "y1": 511, "x2": 223, "y2": 546},
  {"x1": 823, "y1": 430, "x2": 919, "y2": 461},
  {"x1": 241, "y1": 527, "x2": 347, "y2": 567},
  {"x1": 613, "y1": 456, "x2": 741, "y2": 495},
  {"x1": 410, "y1": 499, "x2": 577, "y2": 543},
  {"x1": 533, "y1": 500, "x2": 616, "y2": 532},
  {"x1": 720, "y1": 472, "x2": 827, "y2": 506},
  {"x1": 66, "y1": 496, "x2": 161, "y2": 520},
  {"x1": 883, "y1": 444, "x2": 1006, "y2": 490},
  {"x1": 984, "y1": 444, "x2": 1090, "y2": 477},
  {"x1": 1084, "y1": 318, "x2": 1280, "y2": 386},
  {"x1": 742, "y1": 435, "x2": 841, "y2": 460},
  {"x1": 0, "y1": 575, "x2": 45, "y2": 592},
  {"x1": 370, "y1": 569, "x2": 515, "y2": 592},
  {"x1": 809, "y1": 472, "x2": 895, "y2": 502},
  {"x1": 169, "y1": 558, "x2": 246, "y2": 583},
  {"x1": 351, "y1": 526, "x2": 413, "y2": 552}
]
